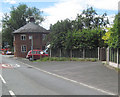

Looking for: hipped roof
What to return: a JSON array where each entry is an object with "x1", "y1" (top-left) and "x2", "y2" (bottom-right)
[{"x1": 13, "y1": 22, "x2": 49, "y2": 34}]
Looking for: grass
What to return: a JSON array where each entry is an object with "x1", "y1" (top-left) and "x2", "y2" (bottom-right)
[
  {"x1": 115, "y1": 68, "x2": 120, "y2": 72},
  {"x1": 102, "y1": 61, "x2": 120, "y2": 72},
  {"x1": 33, "y1": 57, "x2": 98, "y2": 62}
]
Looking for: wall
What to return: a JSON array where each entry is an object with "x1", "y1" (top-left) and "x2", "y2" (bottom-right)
[{"x1": 14, "y1": 33, "x2": 42, "y2": 58}]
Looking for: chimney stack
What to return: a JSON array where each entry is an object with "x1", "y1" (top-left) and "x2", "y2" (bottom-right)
[{"x1": 29, "y1": 16, "x2": 35, "y2": 23}]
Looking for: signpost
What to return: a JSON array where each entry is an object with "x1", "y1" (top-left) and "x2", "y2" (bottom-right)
[{"x1": 29, "y1": 36, "x2": 34, "y2": 60}]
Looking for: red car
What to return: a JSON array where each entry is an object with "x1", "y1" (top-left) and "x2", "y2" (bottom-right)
[{"x1": 26, "y1": 50, "x2": 49, "y2": 60}]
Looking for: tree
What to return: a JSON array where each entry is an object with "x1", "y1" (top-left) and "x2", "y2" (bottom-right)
[
  {"x1": 2, "y1": 4, "x2": 44, "y2": 48},
  {"x1": 71, "y1": 14, "x2": 84, "y2": 31},
  {"x1": 49, "y1": 19, "x2": 72, "y2": 49},
  {"x1": 75, "y1": 7, "x2": 109, "y2": 30},
  {"x1": 102, "y1": 13, "x2": 120, "y2": 48},
  {"x1": 49, "y1": 7, "x2": 108, "y2": 50},
  {"x1": 71, "y1": 28, "x2": 106, "y2": 49}
]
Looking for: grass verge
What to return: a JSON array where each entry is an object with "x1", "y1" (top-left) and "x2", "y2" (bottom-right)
[
  {"x1": 33, "y1": 57, "x2": 98, "y2": 62},
  {"x1": 115, "y1": 68, "x2": 120, "y2": 72}
]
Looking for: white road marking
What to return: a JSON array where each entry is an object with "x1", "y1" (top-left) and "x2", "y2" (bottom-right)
[
  {"x1": 10, "y1": 64, "x2": 20, "y2": 68},
  {"x1": 0, "y1": 74, "x2": 16, "y2": 96},
  {"x1": 15, "y1": 64, "x2": 20, "y2": 67},
  {"x1": 18, "y1": 61, "x2": 116, "y2": 95},
  {"x1": 0, "y1": 74, "x2": 6, "y2": 84},
  {"x1": 9, "y1": 90, "x2": 16, "y2": 97},
  {"x1": 1, "y1": 64, "x2": 12, "y2": 68}
]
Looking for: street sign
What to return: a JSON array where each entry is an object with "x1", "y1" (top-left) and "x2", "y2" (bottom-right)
[{"x1": 29, "y1": 36, "x2": 32, "y2": 40}]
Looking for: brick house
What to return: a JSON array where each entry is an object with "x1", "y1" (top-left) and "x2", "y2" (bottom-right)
[{"x1": 13, "y1": 17, "x2": 49, "y2": 58}]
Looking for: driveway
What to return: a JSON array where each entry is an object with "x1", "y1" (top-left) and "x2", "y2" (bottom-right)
[{"x1": 13, "y1": 56, "x2": 119, "y2": 95}]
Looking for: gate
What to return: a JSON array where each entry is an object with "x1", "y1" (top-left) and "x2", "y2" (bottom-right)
[{"x1": 99, "y1": 47, "x2": 106, "y2": 61}]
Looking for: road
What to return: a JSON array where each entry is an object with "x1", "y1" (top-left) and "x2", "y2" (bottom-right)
[{"x1": 0, "y1": 55, "x2": 118, "y2": 96}]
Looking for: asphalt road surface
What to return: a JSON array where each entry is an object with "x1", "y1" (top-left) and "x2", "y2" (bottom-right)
[{"x1": 0, "y1": 55, "x2": 118, "y2": 96}]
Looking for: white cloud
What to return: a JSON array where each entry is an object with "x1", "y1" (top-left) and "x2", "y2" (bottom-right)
[
  {"x1": 41, "y1": 0, "x2": 85, "y2": 29},
  {"x1": 0, "y1": 12, "x2": 3, "y2": 32},
  {"x1": 41, "y1": 0, "x2": 119, "y2": 29},
  {"x1": 108, "y1": 14, "x2": 116, "y2": 25},
  {"x1": 0, "y1": 12, "x2": 3, "y2": 20},
  {"x1": 88, "y1": 0, "x2": 119, "y2": 10},
  {"x1": 2, "y1": 0, "x2": 119, "y2": 29},
  {"x1": 4, "y1": 0, "x2": 17, "y2": 4}
]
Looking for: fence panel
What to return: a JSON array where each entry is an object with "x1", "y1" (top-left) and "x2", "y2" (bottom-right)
[
  {"x1": 72, "y1": 49, "x2": 83, "y2": 58},
  {"x1": 50, "y1": 48, "x2": 60, "y2": 57},
  {"x1": 109, "y1": 48, "x2": 117, "y2": 63},
  {"x1": 49, "y1": 48, "x2": 98, "y2": 58},
  {"x1": 85, "y1": 48, "x2": 98, "y2": 58},
  {"x1": 61, "y1": 49, "x2": 70, "y2": 57}
]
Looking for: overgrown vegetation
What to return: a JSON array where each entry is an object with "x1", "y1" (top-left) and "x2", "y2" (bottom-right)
[
  {"x1": 47, "y1": 7, "x2": 109, "y2": 50},
  {"x1": 33, "y1": 57, "x2": 98, "y2": 62},
  {"x1": 102, "y1": 12, "x2": 120, "y2": 48}
]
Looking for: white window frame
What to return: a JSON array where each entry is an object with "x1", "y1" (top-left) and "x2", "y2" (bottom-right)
[
  {"x1": 21, "y1": 45, "x2": 27, "y2": 52},
  {"x1": 21, "y1": 34, "x2": 26, "y2": 40}
]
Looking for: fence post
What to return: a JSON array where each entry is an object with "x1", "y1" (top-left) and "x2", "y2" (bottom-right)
[
  {"x1": 60, "y1": 49, "x2": 62, "y2": 57},
  {"x1": 83, "y1": 48, "x2": 85, "y2": 59},
  {"x1": 98, "y1": 47, "x2": 100, "y2": 60},
  {"x1": 70, "y1": 49, "x2": 72, "y2": 58},
  {"x1": 50, "y1": 48, "x2": 51, "y2": 57},
  {"x1": 106, "y1": 47, "x2": 109, "y2": 64},
  {"x1": 117, "y1": 48, "x2": 119, "y2": 68}
]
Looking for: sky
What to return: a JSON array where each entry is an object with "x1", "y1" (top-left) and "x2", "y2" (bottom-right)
[{"x1": 0, "y1": 0, "x2": 119, "y2": 30}]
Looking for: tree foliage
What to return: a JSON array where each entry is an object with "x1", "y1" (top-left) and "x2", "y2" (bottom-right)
[
  {"x1": 73, "y1": 7, "x2": 109, "y2": 30},
  {"x1": 2, "y1": 4, "x2": 44, "y2": 48},
  {"x1": 49, "y1": 7, "x2": 109, "y2": 50},
  {"x1": 50, "y1": 19, "x2": 72, "y2": 49},
  {"x1": 102, "y1": 13, "x2": 120, "y2": 48}
]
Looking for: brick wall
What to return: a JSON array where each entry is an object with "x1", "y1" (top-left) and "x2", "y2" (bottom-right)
[{"x1": 14, "y1": 33, "x2": 43, "y2": 58}]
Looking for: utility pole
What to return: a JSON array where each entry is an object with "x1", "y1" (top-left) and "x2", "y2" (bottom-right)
[{"x1": 29, "y1": 36, "x2": 34, "y2": 60}]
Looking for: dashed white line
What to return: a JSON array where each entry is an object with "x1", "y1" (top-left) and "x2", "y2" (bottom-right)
[
  {"x1": 9, "y1": 90, "x2": 16, "y2": 97},
  {"x1": 0, "y1": 74, "x2": 6, "y2": 84},
  {"x1": 18, "y1": 61, "x2": 116, "y2": 95},
  {"x1": 0, "y1": 75, "x2": 16, "y2": 96}
]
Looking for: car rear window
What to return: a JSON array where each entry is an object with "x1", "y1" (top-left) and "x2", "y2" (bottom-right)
[
  {"x1": 31, "y1": 51, "x2": 36, "y2": 54},
  {"x1": 36, "y1": 51, "x2": 44, "y2": 54},
  {"x1": 37, "y1": 51, "x2": 41, "y2": 54}
]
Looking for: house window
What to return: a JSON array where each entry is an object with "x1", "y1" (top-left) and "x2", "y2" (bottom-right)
[
  {"x1": 42, "y1": 34, "x2": 46, "y2": 41},
  {"x1": 21, "y1": 45, "x2": 27, "y2": 52},
  {"x1": 21, "y1": 35, "x2": 26, "y2": 40}
]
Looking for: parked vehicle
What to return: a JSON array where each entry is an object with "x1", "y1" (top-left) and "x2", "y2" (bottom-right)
[
  {"x1": 26, "y1": 50, "x2": 49, "y2": 60},
  {"x1": 43, "y1": 48, "x2": 48, "y2": 54},
  {"x1": 43, "y1": 44, "x2": 50, "y2": 54},
  {"x1": 1, "y1": 48, "x2": 13, "y2": 55},
  {"x1": 6, "y1": 51, "x2": 13, "y2": 55}
]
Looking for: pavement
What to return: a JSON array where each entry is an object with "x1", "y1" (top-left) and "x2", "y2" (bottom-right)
[{"x1": 2, "y1": 55, "x2": 119, "y2": 95}]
